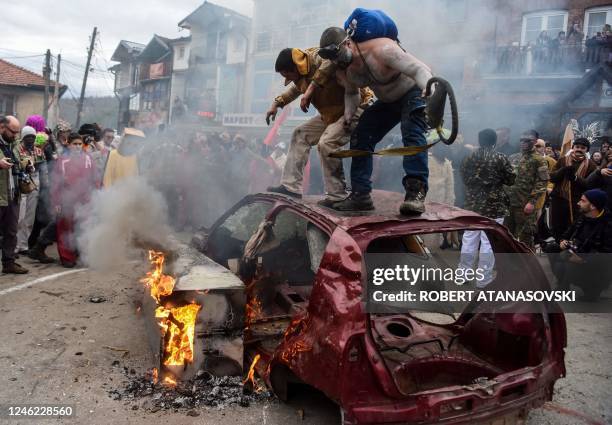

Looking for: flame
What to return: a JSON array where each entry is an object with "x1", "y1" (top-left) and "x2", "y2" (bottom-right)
[
  {"x1": 280, "y1": 317, "x2": 311, "y2": 364},
  {"x1": 243, "y1": 354, "x2": 265, "y2": 392},
  {"x1": 162, "y1": 375, "x2": 177, "y2": 387},
  {"x1": 156, "y1": 303, "x2": 201, "y2": 366},
  {"x1": 140, "y1": 251, "x2": 175, "y2": 302},
  {"x1": 148, "y1": 367, "x2": 159, "y2": 384},
  {"x1": 245, "y1": 295, "x2": 262, "y2": 329}
]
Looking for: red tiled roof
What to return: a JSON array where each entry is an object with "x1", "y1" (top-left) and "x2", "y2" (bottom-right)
[{"x1": 0, "y1": 58, "x2": 47, "y2": 88}]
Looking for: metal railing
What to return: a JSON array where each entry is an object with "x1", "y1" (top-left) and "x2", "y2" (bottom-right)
[{"x1": 482, "y1": 40, "x2": 612, "y2": 76}]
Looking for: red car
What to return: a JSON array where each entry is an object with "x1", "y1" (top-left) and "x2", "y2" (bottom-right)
[{"x1": 201, "y1": 190, "x2": 566, "y2": 425}]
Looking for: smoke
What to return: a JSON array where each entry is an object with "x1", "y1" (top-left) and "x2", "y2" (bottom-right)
[{"x1": 76, "y1": 176, "x2": 172, "y2": 270}]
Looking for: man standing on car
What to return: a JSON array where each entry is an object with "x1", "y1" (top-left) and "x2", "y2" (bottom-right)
[
  {"x1": 265, "y1": 47, "x2": 373, "y2": 207},
  {"x1": 317, "y1": 26, "x2": 434, "y2": 214}
]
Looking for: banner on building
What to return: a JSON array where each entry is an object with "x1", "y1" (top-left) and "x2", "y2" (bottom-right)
[{"x1": 222, "y1": 113, "x2": 267, "y2": 127}]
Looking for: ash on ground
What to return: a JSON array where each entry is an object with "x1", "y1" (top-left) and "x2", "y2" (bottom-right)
[{"x1": 108, "y1": 369, "x2": 273, "y2": 412}]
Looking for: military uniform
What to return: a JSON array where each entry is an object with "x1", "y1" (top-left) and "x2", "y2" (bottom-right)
[
  {"x1": 462, "y1": 147, "x2": 516, "y2": 219},
  {"x1": 504, "y1": 151, "x2": 549, "y2": 248},
  {"x1": 459, "y1": 147, "x2": 516, "y2": 287}
]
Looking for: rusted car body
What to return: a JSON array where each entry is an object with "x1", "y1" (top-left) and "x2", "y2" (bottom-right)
[{"x1": 198, "y1": 190, "x2": 566, "y2": 424}]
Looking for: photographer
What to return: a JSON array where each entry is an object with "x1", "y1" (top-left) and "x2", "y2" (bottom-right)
[
  {"x1": 0, "y1": 115, "x2": 28, "y2": 274},
  {"x1": 546, "y1": 189, "x2": 612, "y2": 300}
]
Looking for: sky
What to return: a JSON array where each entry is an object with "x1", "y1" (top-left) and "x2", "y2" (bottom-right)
[{"x1": 1, "y1": 0, "x2": 254, "y2": 99}]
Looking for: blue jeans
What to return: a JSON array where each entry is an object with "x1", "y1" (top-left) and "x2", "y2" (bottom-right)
[{"x1": 350, "y1": 87, "x2": 428, "y2": 193}]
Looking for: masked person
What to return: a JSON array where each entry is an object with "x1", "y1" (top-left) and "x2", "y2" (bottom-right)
[
  {"x1": 265, "y1": 47, "x2": 373, "y2": 206},
  {"x1": 0, "y1": 115, "x2": 29, "y2": 274},
  {"x1": 51, "y1": 133, "x2": 97, "y2": 267},
  {"x1": 316, "y1": 24, "x2": 434, "y2": 214},
  {"x1": 102, "y1": 128, "x2": 144, "y2": 188},
  {"x1": 16, "y1": 126, "x2": 45, "y2": 254},
  {"x1": 549, "y1": 138, "x2": 597, "y2": 240},
  {"x1": 504, "y1": 133, "x2": 549, "y2": 249}
]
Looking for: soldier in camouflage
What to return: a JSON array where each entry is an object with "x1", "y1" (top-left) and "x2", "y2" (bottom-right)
[
  {"x1": 504, "y1": 133, "x2": 549, "y2": 249},
  {"x1": 462, "y1": 129, "x2": 516, "y2": 219},
  {"x1": 459, "y1": 129, "x2": 515, "y2": 287}
]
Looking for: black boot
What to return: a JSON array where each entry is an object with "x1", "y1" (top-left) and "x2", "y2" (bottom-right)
[
  {"x1": 2, "y1": 262, "x2": 29, "y2": 274},
  {"x1": 399, "y1": 177, "x2": 427, "y2": 215},
  {"x1": 266, "y1": 185, "x2": 302, "y2": 199},
  {"x1": 28, "y1": 244, "x2": 55, "y2": 264},
  {"x1": 331, "y1": 192, "x2": 374, "y2": 211}
]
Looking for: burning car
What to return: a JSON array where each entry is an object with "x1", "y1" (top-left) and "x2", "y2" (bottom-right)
[{"x1": 145, "y1": 190, "x2": 566, "y2": 424}]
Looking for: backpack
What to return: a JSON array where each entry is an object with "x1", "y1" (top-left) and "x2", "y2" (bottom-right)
[{"x1": 344, "y1": 8, "x2": 398, "y2": 43}]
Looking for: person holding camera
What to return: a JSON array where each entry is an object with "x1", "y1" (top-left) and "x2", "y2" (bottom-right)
[
  {"x1": 546, "y1": 189, "x2": 611, "y2": 300},
  {"x1": 0, "y1": 115, "x2": 28, "y2": 274}
]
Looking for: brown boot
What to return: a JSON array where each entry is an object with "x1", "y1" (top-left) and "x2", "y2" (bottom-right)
[{"x1": 2, "y1": 262, "x2": 29, "y2": 274}]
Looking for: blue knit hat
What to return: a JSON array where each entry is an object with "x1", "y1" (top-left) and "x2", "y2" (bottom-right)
[{"x1": 584, "y1": 189, "x2": 608, "y2": 211}]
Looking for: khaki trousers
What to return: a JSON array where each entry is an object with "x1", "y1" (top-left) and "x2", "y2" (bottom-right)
[{"x1": 281, "y1": 110, "x2": 361, "y2": 200}]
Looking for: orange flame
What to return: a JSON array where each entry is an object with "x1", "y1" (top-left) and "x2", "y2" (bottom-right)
[
  {"x1": 156, "y1": 303, "x2": 201, "y2": 366},
  {"x1": 245, "y1": 295, "x2": 262, "y2": 329},
  {"x1": 140, "y1": 251, "x2": 175, "y2": 302},
  {"x1": 243, "y1": 354, "x2": 265, "y2": 392},
  {"x1": 162, "y1": 374, "x2": 177, "y2": 387}
]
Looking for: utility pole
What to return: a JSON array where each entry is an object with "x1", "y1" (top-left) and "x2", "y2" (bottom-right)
[
  {"x1": 43, "y1": 49, "x2": 51, "y2": 120},
  {"x1": 52, "y1": 54, "x2": 61, "y2": 128},
  {"x1": 76, "y1": 26, "x2": 97, "y2": 127}
]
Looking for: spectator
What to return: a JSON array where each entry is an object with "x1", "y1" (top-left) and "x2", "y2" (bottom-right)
[
  {"x1": 592, "y1": 151, "x2": 603, "y2": 167},
  {"x1": 549, "y1": 138, "x2": 598, "y2": 240},
  {"x1": 102, "y1": 128, "x2": 144, "y2": 188},
  {"x1": 16, "y1": 126, "x2": 45, "y2": 254},
  {"x1": 546, "y1": 189, "x2": 611, "y2": 300},
  {"x1": 427, "y1": 144, "x2": 457, "y2": 248},
  {"x1": 269, "y1": 142, "x2": 288, "y2": 174},
  {"x1": 495, "y1": 127, "x2": 515, "y2": 156},
  {"x1": 91, "y1": 128, "x2": 115, "y2": 182},
  {"x1": 0, "y1": 115, "x2": 28, "y2": 274},
  {"x1": 505, "y1": 133, "x2": 549, "y2": 249},
  {"x1": 51, "y1": 133, "x2": 98, "y2": 267},
  {"x1": 534, "y1": 139, "x2": 557, "y2": 246},
  {"x1": 599, "y1": 136, "x2": 610, "y2": 156},
  {"x1": 583, "y1": 148, "x2": 612, "y2": 211},
  {"x1": 459, "y1": 129, "x2": 515, "y2": 286}
]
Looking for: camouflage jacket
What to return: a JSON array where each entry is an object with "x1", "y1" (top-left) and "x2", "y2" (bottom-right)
[
  {"x1": 461, "y1": 147, "x2": 516, "y2": 218},
  {"x1": 506, "y1": 150, "x2": 549, "y2": 208}
]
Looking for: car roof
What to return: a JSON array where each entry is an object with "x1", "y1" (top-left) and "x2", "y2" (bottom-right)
[{"x1": 250, "y1": 190, "x2": 486, "y2": 233}]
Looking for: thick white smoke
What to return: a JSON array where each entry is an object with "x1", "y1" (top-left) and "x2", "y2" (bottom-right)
[{"x1": 76, "y1": 177, "x2": 173, "y2": 270}]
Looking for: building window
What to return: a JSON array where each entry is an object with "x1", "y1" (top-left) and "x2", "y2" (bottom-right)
[
  {"x1": 256, "y1": 32, "x2": 271, "y2": 52},
  {"x1": 521, "y1": 10, "x2": 568, "y2": 45},
  {"x1": 585, "y1": 6, "x2": 612, "y2": 38},
  {"x1": 179, "y1": 46, "x2": 185, "y2": 59},
  {"x1": 0, "y1": 94, "x2": 15, "y2": 115}
]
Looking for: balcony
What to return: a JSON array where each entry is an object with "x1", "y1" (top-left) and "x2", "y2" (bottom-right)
[{"x1": 481, "y1": 40, "x2": 612, "y2": 77}]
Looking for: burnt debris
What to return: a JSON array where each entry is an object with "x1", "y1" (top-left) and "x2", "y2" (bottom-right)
[{"x1": 109, "y1": 368, "x2": 272, "y2": 411}]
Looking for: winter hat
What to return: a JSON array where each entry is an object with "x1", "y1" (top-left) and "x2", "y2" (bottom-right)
[
  {"x1": 25, "y1": 115, "x2": 46, "y2": 133},
  {"x1": 584, "y1": 189, "x2": 608, "y2": 211},
  {"x1": 21, "y1": 126, "x2": 36, "y2": 139},
  {"x1": 35, "y1": 132, "x2": 49, "y2": 146},
  {"x1": 573, "y1": 137, "x2": 590, "y2": 151}
]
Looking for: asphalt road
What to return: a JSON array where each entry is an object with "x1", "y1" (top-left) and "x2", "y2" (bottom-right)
[{"x1": 0, "y1": 248, "x2": 610, "y2": 425}]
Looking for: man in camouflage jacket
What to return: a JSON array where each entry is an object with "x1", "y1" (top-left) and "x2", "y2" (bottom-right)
[
  {"x1": 504, "y1": 133, "x2": 549, "y2": 249},
  {"x1": 459, "y1": 129, "x2": 515, "y2": 287}
]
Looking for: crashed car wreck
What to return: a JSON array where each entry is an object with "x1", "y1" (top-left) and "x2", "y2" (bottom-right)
[{"x1": 144, "y1": 190, "x2": 566, "y2": 424}]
